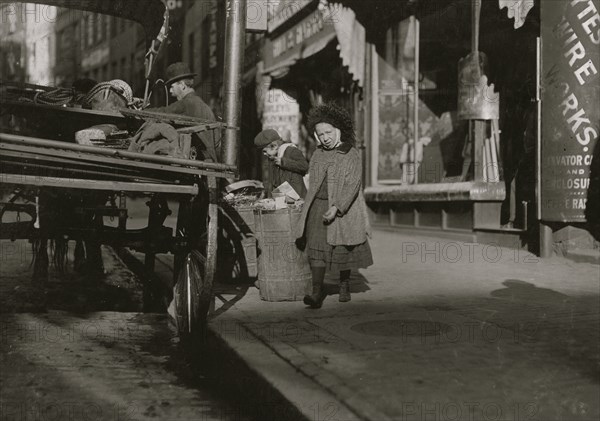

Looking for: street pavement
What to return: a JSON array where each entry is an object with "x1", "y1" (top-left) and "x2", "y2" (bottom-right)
[
  {"x1": 0, "y1": 241, "x2": 251, "y2": 421},
  {"x1": 3, "y1": 224, "x2": 598, "y2": 421},
  {"x1": 205, "y1": 230, "x2": 600, "y2": 421}
]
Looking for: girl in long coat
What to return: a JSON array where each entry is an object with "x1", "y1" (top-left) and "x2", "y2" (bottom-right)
[{"x1": 295, "y1": 103, "x2": 373, "y2": 308}]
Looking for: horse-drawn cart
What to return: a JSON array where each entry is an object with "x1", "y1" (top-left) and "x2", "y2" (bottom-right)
[
  {"x1": 0, "y1": 107, "x2": 236, "y2": 333},
  {"x1": 0, "y1": 0, "x2": 249, "y2": 334}
]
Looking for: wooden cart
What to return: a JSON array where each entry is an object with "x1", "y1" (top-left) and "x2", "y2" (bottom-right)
[
  {"x1": 0, "y1": 102, "x2": 237, "y2": 334},
  {"x1": 0, "y1": 0, "x2": 251, "y2": 334}
]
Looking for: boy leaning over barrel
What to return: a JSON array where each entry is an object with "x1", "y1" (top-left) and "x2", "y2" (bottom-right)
[{"x1": 254, "y1": 129, "x2": 308, "y2": 199}]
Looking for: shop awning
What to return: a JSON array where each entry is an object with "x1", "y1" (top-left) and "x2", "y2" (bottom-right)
[
  {"x1": 331, "y1": 0, "x2": 538, "y2": 42},
  {"x1": 328, "y1": 0, "x2": 414, "y2": 43},
  {"x1": 263, "y1": 2, "x2": 366, "y2": 86},
  {"x1": 331, "y1": 3, "x2": 366, "y2": 87}
]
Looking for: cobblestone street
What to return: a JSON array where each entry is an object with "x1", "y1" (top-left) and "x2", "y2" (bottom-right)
[{"x1": 0, "y1": 240, "x2": 251, "y2": 421}]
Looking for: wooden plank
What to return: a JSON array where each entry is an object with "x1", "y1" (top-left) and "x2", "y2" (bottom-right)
[
  {"x1": 0, "y1": 149, "x2": 166, "y2": 178},
  {"x1": 120, "y1": 109, "x2": 234, "y2": 130},
  {"x1": 1, "y1": 174, "x2": 199, "y2": 195},
  {"x1": 176, "y1": 123, "x2": 229, "y2": 134},
  {"x1": 0, "y1": 134, "x2": 237, "y2": 174},
  {"x1": 1, "y1": 99, "x2": 126, "y2": 119},
  {"x1": 0, "y1": 143, "x2": 233, "y2": 180},
  {"x1": 1, "y1": 143, "x2": 201, "y2": 178},
  {"x1": 0, "y1": 153, "x2": 170, "y2": 184}
]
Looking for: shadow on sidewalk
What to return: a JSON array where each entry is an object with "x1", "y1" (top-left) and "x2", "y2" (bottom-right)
[
  {"x1": 491, "y1": 279, "x2": 571, "y2": 303},
  {"x1": 485, "y1": 279, "x2": 599, "y2": 384}
]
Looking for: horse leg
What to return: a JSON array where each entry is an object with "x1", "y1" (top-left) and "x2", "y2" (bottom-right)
[
  {"x1": 83, "y1": 210, "x2": 105, "y2": 280},
  {"x1": 74, "y1": 240, "x2": 86, "y2": 273},
  {"x1": 32, "y1": 239, "x2": 49, "y2": 283}
]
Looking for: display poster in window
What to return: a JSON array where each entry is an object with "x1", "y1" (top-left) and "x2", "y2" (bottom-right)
[
  {"x1": 541, "y1": 0, "x2": 599, "y2": 221},
  {"x1": 262, "y1": 89, "x2": 300, "y2": 146},
  {"x1": 376, "y1": 58, "x2": 439, "y2": 184}
]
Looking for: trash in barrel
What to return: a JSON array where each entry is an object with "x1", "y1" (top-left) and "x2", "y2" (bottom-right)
[{"x1": 253, "y1": 207, "x2": 311, "y2": 301}]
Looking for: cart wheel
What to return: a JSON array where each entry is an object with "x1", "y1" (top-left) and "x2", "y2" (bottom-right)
[
  {"x1": 173, "y1": 250, "x2": 208, "y2": 334},
  {"x1": 173, "y1": 179, "x2": 218, "y2": 335}
]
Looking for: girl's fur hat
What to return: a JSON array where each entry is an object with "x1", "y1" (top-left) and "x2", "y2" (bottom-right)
[{"x1": 308, "y1": 102, "x2": 356, "y2": 144}]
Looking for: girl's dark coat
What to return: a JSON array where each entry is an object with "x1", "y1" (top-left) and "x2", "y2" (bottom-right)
[{"x1": 295, "y1": 142, "x2": 371, "y2": 246}]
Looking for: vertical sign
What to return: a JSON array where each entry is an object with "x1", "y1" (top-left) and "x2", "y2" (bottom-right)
[
  {"x1": 541, "y1": 0, "x2": 600, "y2": 221},
  {"x1": 262, "y1": 89, "x2": 300, "y2": 145}
]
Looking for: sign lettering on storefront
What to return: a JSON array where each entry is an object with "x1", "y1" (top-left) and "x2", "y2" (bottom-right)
[
  {"x1": 541, "y1": 0, "x2": 600, "y2": 221},
  {"x1": 272, "y1": 8, "x2": 326, "y2": 59},
  {"x1": 267, "y1": 0, "x2": 312, "y2": 33},
  {"x1": 263, "y1": 1, "x2": 335, "y2": 72}
]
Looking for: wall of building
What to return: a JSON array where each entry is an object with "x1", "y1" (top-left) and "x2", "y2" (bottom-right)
[
  {"x1": 0, "y1": 3, "x2": 27, "y2": 83},
  {"x1": 22, "y1": 3, "x2": 57, "y2": 85},
  {"x1": 182, "y1": 0, "x2": 221, "y2": 108}
]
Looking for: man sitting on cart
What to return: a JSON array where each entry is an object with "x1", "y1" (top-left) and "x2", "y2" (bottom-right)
[
  {"x1": 149, "y1": 62, "x2": 215, "y2": 121},
  {"x1": 139, "y1": 62, "x2": 218, "y2": 160}
]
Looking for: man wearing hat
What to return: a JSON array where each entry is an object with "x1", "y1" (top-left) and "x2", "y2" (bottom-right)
[
  {"x1": 149, "y1": 62, "x2": 214, "y2": 121},
  {"x1": 147, "y1": 62, "x2": 217, "y2": 160},
  {"x1": 254, "y1": 129, "x2": 308, "y2": 199}
]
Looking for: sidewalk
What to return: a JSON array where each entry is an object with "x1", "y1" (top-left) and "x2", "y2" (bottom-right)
[{"x1": 207, "y1": 230, "x2": 600, "y2": 421}]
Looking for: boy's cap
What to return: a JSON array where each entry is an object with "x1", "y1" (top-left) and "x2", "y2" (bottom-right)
[{"x1": 254, "y1": 129, "x2": 282, "y2": 147}]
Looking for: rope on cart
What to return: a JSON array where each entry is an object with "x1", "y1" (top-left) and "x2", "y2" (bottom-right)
[
  {"x1": 82, "y1": 80, "x2": 135, "y2": 108},
  {"x1": 31, "y1": 88, "x2": 76, "y2": 106},
  {"x1": 15, "y1": 80, "x2": 142, "y2": 109}
]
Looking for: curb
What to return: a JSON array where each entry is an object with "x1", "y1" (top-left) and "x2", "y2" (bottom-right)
[
  {"x1": 205, "y1": 318, "x2": 363, "y2": 421},
  {"x1": 564, "y1": 249, "x2": 600, "y2": 265}
]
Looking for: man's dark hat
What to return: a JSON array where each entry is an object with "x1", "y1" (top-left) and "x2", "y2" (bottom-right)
[
  {"x1": 254, "y1": 129, "x2": 282, "y2": 147},
  {"x1": 164, "y1": 62, "x2": 197, "y2": 86}
]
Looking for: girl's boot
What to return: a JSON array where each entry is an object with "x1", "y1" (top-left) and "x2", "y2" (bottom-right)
[
  {"x1": 339, "y1": 270, "x2": 351, "y2": 302},
  {"x1": 304, "y1": 267, "x2": 326, "y2": 309}
]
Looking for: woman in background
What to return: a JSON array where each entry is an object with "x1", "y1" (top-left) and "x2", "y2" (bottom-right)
[{"x1": 295, "y1": 103, "x2": 373, "y2": 309}]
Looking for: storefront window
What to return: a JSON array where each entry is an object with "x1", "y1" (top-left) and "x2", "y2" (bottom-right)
[{"x1": 373, "y1": 11, "x2": 470, "y2": 186}]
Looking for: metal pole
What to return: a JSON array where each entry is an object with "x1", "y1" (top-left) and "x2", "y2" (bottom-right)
[
  {"x1": 536, "y1": 37, "x2": 542, "y2": 220},
  {"x1": 535, "y1": 36, "x2": 553, "y2": 258},
  {"x1": 371, "y1": 44, "x2": 379, "y2": 186},
  {"x1": 412, "y1": 16, "x2": 420, "y2": 185},
  {"x1": 221, "y1": 0, "x2": 247, "y2": 168}
]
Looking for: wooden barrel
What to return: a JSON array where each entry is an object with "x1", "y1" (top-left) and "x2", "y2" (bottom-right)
[{"x1": 254, "y1": 208, "x2": 311, "y2": 301}]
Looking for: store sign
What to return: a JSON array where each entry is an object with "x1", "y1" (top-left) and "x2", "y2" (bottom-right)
[
  {"x1": 263, "y1": 5, "x2": 335, "y2": 70},
  {"x1": 541, "y1": 0, "x2": 600, "y2": 221},
  {"x1": 267, "y1": 0, "x2": 312, "y2": 33}
]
